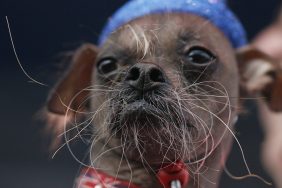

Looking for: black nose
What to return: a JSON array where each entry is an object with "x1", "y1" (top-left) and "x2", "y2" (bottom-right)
[{"x1": 125, "y1": 63, "x2": 167, "y2": 91}]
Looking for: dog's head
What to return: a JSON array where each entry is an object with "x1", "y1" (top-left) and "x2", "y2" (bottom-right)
[
  {"x1": 91, "y1": 13, "x2": 241, "y2": 165},
  {"x1": 44, "y1": 0, "x2": 282, "y2": 185}
]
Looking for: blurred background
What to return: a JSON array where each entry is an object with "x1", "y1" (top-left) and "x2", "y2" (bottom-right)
[{"x1": 0, "y1": 0, "x2": 281, "y2": 187}]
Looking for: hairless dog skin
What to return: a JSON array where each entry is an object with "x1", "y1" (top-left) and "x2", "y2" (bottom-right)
[{"x1": 44, "y1": 12, "x2": 282, "y2": 188}]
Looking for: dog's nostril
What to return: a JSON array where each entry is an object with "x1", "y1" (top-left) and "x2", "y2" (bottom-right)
[
  {"x1": 125, "y1": 64, "x2": 167, "y2": 90},
  {"x1": 126, "y1": 67, "x2": 140, "y2": 81},
  {"x1": 149, "y1": 68, "x2": 165, "y2": 83}
]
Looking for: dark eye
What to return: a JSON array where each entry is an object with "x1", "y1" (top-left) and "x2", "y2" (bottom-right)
[
  {"x1": 185, "y1": 47, "x2": 215, "y2": 66},
  {"x1": 97, "y1": 58, "x2": 118, "y2": 74}
]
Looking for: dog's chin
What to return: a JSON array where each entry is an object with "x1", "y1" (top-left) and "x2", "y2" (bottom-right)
[
  {"x1": 108, "y1": 99, "x2": 214, "y2": 166},
  {"x1": 111, "y1": 100, "x2": 186, "y2": 165}
]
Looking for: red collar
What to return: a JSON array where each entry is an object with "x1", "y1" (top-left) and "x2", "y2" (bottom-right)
[
  {"x1": 76, "y1": 168, "x2": 140, "y2": 188},
  {"x1": 76, "y1": 161, "x2": 189, "y2": 188}
]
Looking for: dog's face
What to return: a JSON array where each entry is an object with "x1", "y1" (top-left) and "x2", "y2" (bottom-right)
[
  {"x1": 46, "y1": 11, "x2": 282, "y2": 185},
  {"x1": 91, "y1": 13, "x2": 238, "y2": 166}
]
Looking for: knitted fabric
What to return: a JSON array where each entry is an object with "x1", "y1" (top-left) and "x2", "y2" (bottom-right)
[{"x1": 98, "y1": 0, "x2": 247, "y2": 48}]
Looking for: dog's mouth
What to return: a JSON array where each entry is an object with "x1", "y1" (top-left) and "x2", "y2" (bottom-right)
[
  {"x1": 110, "y1": 86, "x2": 195, "y2": 125},
  {"x1": 119, "y1": 99, "x2": 164, "y2": 125},
  {"x1": 111, "y1": 95, "x2": 194, "y2": 132},
  {"x1": 107, "y1": 90, "x2": 202, "y2": 164},
  {"x1": 99, "y1": 81, "x2": 228, "y2": 167}
]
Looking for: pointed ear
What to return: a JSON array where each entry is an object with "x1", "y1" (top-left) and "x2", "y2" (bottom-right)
[
  {"x1": 237, "y1": 46, "x2": 282, "y2": 112},
  {"x1": 43, "y1": 43, "x2": 98, "y2": 151}
]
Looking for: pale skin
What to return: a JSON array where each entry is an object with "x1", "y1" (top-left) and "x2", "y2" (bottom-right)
[{"x1": 254, "y1": 14, "x2": 282, "y2": 188}]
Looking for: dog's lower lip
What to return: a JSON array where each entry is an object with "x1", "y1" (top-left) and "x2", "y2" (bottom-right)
[
  {"x1": 119, "y1": 99, "x2": 195, "y2": 128},
  {"x1": 118, "y1": 99, "x2": 160, "y2": 124},
  {"x1": 123, "y1": 100, "x2": 156, "y2": 112}
]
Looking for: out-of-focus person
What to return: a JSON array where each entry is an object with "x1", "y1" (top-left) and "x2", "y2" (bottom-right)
[{"x1": 253, "y1": 8, "x2": 282, "y2": 188}]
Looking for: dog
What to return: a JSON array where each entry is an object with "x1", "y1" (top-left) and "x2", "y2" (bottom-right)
[{"x1": 43, "y1": 0, "x2": 282, "y2": 187}]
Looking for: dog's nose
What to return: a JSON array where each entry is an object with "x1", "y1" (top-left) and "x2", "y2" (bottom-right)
[{"x1": 125, "y1": 63, "x2": 167, "y2": 90}]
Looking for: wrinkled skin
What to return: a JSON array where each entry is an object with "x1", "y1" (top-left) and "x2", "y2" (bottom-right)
[
  {"x1": 46, "y1": 12, "x2": 280, "y2": 188},
  {"x1": 89, "y1": 13, "x2": 239, "y2": 188}
]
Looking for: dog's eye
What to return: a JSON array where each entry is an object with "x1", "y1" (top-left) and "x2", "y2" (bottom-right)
[
  {"x1": 185, "y1": 47, "x2": 215, "y2": 66},
  {"x1": 97, "y1": 58, "x2": 118, "y2": 74}
]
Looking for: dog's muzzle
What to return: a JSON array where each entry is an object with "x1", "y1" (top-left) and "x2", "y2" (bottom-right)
[{"x1": 109, "y1": 62, "x2": 173, "y2": 131}]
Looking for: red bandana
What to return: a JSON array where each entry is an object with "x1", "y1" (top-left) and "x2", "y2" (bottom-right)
[
  {"x1": 76, "y1": 161, "x2": 189, "y2": 188},
  {"x1": 76, "y1": 168, "x2": 140, "y2": 188}
]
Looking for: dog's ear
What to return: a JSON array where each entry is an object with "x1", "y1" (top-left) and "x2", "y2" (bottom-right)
[
  {"x1": 47, "y1": 44, "x2": 98, "y2": 114},
  {"x1": 237, "y1": 46, "x2": 282, "y2": 112},
  {"x1": 43, "y1": 44, "x2": 98, "y2": 151}
]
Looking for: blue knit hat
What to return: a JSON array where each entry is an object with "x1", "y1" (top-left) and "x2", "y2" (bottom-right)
[{"x1": 98, "y1": 0, "x2": 247, "y2": 48}]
